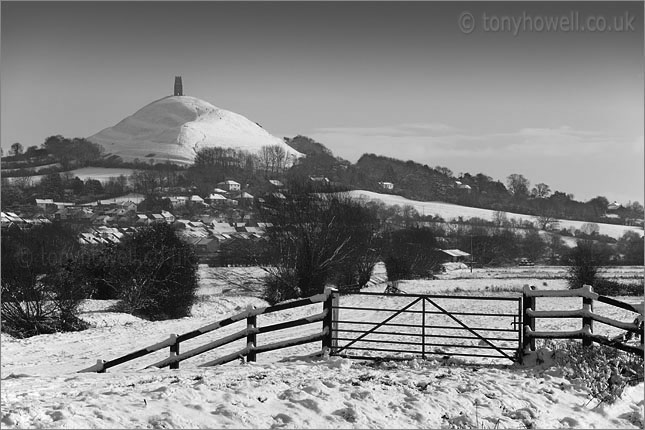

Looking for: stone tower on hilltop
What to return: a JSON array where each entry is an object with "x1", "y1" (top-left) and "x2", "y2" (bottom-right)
[{"x1": 174, "y1": 76, "x2": 183, "y2": 96}]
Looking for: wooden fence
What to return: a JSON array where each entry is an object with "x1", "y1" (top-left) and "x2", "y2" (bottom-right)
[
  {"x1": 79, "y1": 283, "x2": 643, "y2": 373},
  {"x1": 522, "y1": 285, "x2": 644, "y2": 357},
  {"x1": 79, "y1": 288, "x2": 338, "y2": 373}
]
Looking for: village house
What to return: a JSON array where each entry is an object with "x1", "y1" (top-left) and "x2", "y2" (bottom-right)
[
  {"x1": 190, "y1": 195, "x2": 206, "y2": 205},
  {"x1": 309, "y1": 176, "x2": 329, "y2": 184},
  {"x1": 378, "y1": 181, "x2": 394, "y2": 190},
  {"x1": 207, "y1": 193, "x2": 228, "y2": 206},
  {"x1": 455, "y1": 181, "x2": 472, "y2": 191},
  {"x1": 35, "y1": 198, "x2": 54, "y2": 209},
  {"x1": 235, "y1": 192, "x2": 254, "y2": 207},
  {"x1": 161, "y1": 210, "x2": 175, "y2": 223},
  {"x1": 168, "y1": 196, "x2": 189, "y2": 207},
  {"x1": 216, "y1": 180, "x2": 241, "y2": 192},
  {"x1": 186, "y1": 237, "x2": 220, "y2": 260}
]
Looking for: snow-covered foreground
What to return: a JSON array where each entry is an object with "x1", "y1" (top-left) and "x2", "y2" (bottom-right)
[
  {"x1": 347, "y1": 190, "x2": 644, "y2": 240},
  {"x1": 2, "y1": 356, "x2": 643, "y2": 429},
  {"x1": 2, "y1": 265, "x2": 643, "y2": 429}
]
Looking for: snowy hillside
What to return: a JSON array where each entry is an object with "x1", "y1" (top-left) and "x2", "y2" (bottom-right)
[
  {"x1": 347, "y1": 190, "x2": 645, "y2": 240},
  {"x1": 88, "y1": 96, "x2": 303, "y2": 165}
]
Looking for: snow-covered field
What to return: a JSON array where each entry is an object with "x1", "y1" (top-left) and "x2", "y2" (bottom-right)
[
  {"x1": 1, "y1": 265, "x2": 643, "y2": 429},
  {"x1": 13, "y1": 167, "x2": 137, "y2": 185},
  {"x1": 347, "y1": 190, "x2": 644, "y2": 240}
]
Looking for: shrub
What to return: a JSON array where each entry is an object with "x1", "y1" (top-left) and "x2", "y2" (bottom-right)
[
  {"x1": 97, "y1": 223, "x2": 199, "y2": 320},
  {"x1": 259, "y1": 191, "x2": 379, "y2": 304},
  {"x1": 593, "y1": 278, "x2": 644, "y2": 296},
  {"x1": 566, "y1": 240, "x2": 599, "y2": 289},
  {"x1": 263, "y1": 269, "x2": 301, "y2": 305},
  {"x1": 1, "y1": 223, "x2": 90, "y2": 338},
  {"x1": 383, "y1": 227, "x2": 439, "y2": 282},
  {"x1": 540, "y1": 340, "x2": 643, "y2": 405}
]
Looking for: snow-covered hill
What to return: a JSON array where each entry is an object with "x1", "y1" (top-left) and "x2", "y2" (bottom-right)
[
  {"x1": 346, "y1": 190, "x2": 644, "y2": 240},
  {"x1": 88, "y1": 96, "x2": 302, "y2": 165}
]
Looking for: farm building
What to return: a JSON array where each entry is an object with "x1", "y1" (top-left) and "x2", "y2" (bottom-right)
[{"x1": 436, "y1": 249, "x2": 471, "y2": 263}]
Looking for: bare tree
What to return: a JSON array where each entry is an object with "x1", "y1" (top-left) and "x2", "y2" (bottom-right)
[
  {"x1": 131, "y1": 170, "x2": 160, "y2": 197},
  {"x1": 493, "y1": 210, "x2": 508, "y2": 227},
  {"x1": 259, "y1": 191, "x2": 379, "y2": 303},
  {"x1": 536, "y1": 213, "x2": 559, "y2": 231},
  {"x1": 258, "y1": 145, "x2": 288, "y2": 176}
]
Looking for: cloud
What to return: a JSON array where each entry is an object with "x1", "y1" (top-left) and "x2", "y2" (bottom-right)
[
  {"x1": 310, "y1": 123, "x2": 629, "y2": 161},
  {"x1": 313, "y1": 122, "x2": 460, "y2": 138}
]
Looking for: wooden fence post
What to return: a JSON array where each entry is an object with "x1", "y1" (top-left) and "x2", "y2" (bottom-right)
[
  {"x1": 169, "y1": 334, "x2": 179, "y2": 370},
  {"x1": 323, "y1": 288, "x2": 339, "y2": 354},
  {"x1": 582, "y1": 285, "x2": 593, "y2": 348},
  {"x1": 247, "y1": 305, "x2": 257, "y2": 362},
  {"x1": 522, "y1": 285, "x2": 536, "y2": 355}
]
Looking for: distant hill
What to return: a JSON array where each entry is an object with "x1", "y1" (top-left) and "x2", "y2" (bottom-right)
[
  {"x1": 284, "y1": 135, "x2": 352, "y2": 180},
  {"x1": 88, "y1": 96, "x2": 303, "y2": 166},
  {"x1": 345, "y1": 190, "x2": 644, "y2": 241},
  {"x1": 353, "y1": 154, "x2": 456, "y2": 201},
  {"x1": 285, "y1": 135, "x2": 335, "y2": 157}
]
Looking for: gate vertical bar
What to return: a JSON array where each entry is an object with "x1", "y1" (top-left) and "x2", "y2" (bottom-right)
[
  {"x1": 422, "y1": 298, "x2": 426, "y2": 359},
  {"x1": 517, "y1": 298, "x2": 523, "y2": 363}
]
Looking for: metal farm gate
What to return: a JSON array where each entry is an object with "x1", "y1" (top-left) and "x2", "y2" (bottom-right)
[{"x1": 330, "y1": 292, "x2": 522, "y2": 363}]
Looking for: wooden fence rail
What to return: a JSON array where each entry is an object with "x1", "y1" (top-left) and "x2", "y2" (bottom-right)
[
  {"x1": 79, "y1": 289, "x2": 336, "y2": 373},
  {"x1": 522, "y1": 285, "x2": 644, "y2": 358}
]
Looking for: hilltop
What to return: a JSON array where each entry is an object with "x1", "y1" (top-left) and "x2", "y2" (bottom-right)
[{"x1": 88, "y1": 96, "x2": 302, "y2": 165}]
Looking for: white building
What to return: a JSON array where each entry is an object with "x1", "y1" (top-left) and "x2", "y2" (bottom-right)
[{"x1": 216, "y1": 180, "x2": 241, "y2": 192}]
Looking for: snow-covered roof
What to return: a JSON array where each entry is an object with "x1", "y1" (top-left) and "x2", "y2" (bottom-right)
[
  {"x1": 208, "y1": 193, "x2": 227, "y2": 200},
  {"x1": 440, "y1": 249, "x2": 471, "y2": 258}
]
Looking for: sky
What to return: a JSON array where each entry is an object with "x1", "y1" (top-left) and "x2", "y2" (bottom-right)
[{"x1": 1, "y1": 1, "x2": 643, "y2": 204}]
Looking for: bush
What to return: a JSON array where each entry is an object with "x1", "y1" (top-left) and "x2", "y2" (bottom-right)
[
  {"x1": 259, "y1": 192, "x2": 379, "y2": 304},
  {"x1": 540, "y1": 340, "x2": 643, "y2": 405},
  {"x1": 263, "y1": 269, "x2": 301, "y2": 305},
  {"x1": 1, "y1": 223, "x2": 91, "y2": 338},
  {"x1": 383, "y1": 227, "x2": 439, "y2": 282},
  {"x1": 566, "y1": 240, "x2": 599, "y2": 289},
  {"x1": 96, "y1": 223, "x2": 199, "y2": 320},
  {"x1": 593, "y1": 278, "x2": 644, "y2": 296}
]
